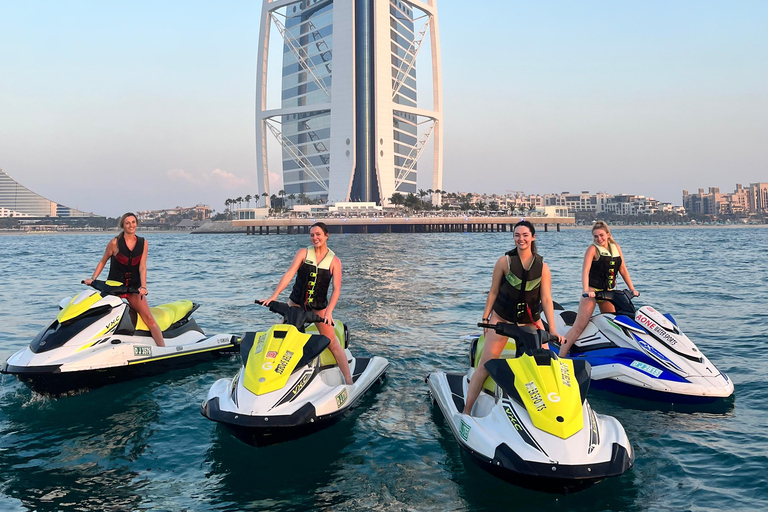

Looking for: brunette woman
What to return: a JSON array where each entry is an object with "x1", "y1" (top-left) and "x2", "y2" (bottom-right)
[
  {"x1": 463, "y1": 220, "x2": 563, "y2": 416},
  {"x1": 262, "y1": 222, "x2": 353, "y2": 385}
]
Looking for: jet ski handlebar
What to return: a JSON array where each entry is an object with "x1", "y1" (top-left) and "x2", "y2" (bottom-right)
[
  {"x1": 255, "y1": 300, "x2": 332, "y2": 328},
  {"x1": 82, "y1": 280, "x2": 141, "y2": 296},
  {"x1": 477, "y1": 322, "x2": 557, "y2": 351}
]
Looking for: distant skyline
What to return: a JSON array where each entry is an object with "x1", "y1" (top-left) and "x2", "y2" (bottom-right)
[{"x1": 1, "y1": 1, "x2": 766, "y2": 217}]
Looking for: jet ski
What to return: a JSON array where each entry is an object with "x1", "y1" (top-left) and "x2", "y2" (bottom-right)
[
  {"x1": 544, "y1": 290, "x2": 734, "y2": 405},
  {"x1": 1, "y1": 280, "x2": 239, "y2": 395},
  {"x1": 201, "y1": 301, "x2": 389, "y2": 445},
  {"x1": 427, "y1": 323, "x2": 633, "y2": 493}
]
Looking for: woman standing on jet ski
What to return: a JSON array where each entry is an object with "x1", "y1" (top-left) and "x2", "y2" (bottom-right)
[
  {"x1": 463, "y1": 220, "x2": 564, "y2": 416},
  {"x1": 261, "y1": 222, "x2": 353, "y2": 385},
  {"x1": 558, "y1": 221, "x2": 638, "y2": 357},
  {"x1": 84, "y1": 212, "x2": 165, "y2": 347}
]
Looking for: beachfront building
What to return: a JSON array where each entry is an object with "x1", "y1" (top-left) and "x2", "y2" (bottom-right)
[
  {"x1": 255, "y1": 0, "x2": 443, "y2": 206},
  {"x1": 0, "y1": 168, "x2": 96, "y2": 218}
]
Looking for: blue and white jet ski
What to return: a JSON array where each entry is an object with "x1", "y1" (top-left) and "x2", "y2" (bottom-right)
[{"x1": 543, "y1": 290, "x2": 734, "y2": 405}]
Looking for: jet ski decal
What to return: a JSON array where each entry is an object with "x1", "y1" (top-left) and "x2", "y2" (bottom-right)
[
  {"x1": 502, "y1": 400, "x2": 548, "y2": 456},
  {"x1": 632, "y1": 334, "x2": 683, "y2": 372}
]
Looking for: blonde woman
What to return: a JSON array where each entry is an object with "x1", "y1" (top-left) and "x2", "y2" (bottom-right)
[
  {"x1": 84, "y1": 212, "x2": 165, "y2": 347},
  {"x1": 558, "y1": 221, "x2": 637, "y2": 357}
]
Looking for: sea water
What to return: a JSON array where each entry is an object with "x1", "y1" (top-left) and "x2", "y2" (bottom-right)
[{"x1": 0, "y1": 228, "x2": 766, "y2": 511}]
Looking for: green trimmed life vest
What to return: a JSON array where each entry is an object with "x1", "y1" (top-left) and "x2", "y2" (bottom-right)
[
  {"x1": 289, "y1": 246, "x2": 335, "y2": 310},
  {"x1": 492, "y1": 249, "x2": 544, "y2": 324},
  {"x1": 588, "y1": 242, "x2": 621, "y2": 290}
]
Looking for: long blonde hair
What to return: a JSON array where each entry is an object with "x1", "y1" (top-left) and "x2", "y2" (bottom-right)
[
  {"x1": 117, "y1": 212, "x2": 138, "y2": 240},
  {"x1": 592, "y1": 221, "x2": 616, "y2": 246}
]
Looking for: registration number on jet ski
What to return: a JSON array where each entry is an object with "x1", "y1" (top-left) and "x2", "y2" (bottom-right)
[
  {"x1": 630, "y1": 360, "x2": 662, "y2": 378},
  {"x1": 134, "y1": 346, "x2": 152, "y2": 357}
]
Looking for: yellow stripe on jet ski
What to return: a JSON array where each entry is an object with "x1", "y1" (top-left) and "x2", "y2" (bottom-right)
[
  {"x1": 57, "y1": 293, "x2": 102, "y2": 323},
  {"x1": 506, "y1": 354, "x2": 583, "y2": 439},
  {"x1": 127, "y1": 343, "x2": 235, "y2": 364}
]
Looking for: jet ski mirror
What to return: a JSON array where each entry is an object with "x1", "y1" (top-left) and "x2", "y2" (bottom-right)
[
  {"x1": 82, "y1": 279, "x2": 141, "y2": 296},
  {"x1": 255, "y1": 300, "x2": 330, "y2": 332},
  {"x1": 477, "y1": 322, "x2": 557, "y2": 357},
  {"x1": 589, "y1": 289, "x2": 637, "y2": 316}
]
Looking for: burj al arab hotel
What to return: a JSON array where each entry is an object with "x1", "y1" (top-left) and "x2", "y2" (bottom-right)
[{"x1": 255, "y1": 0, "x2": 443, "y2": 205}]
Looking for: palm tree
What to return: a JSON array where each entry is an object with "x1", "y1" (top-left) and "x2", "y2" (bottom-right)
[
  {"x1": 235, "y1": 196, "x2": 243, "y2": 210},
  {"x1": 288, "y1": 193, "x2": 296, "y2": 208},
  {"x1": 389, "y1": 192, "x2": 405, "y2": 206},
  {"x1": 261, "y1": 192, "x2": 269, "y2": 207},
  {"x1": 245, "y1": 194, "x2": 252, "y2": 208},
  {"x1": 224, "y1": 199, "x2": 232, "y2": 218},
  {"x1": 418, "y1": 189, "x2": 427, "y2": 202},
  {"x1": 278, "y1": 189, "x2": 286, "y2": 209},
  {"x1": 298, "y1": 192, "x2": 308, "y2": 205}
]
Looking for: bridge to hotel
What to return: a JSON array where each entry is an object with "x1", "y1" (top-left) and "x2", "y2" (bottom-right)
[{"x1": 233, "y1": 216, "x2": 574, "y2": 235}]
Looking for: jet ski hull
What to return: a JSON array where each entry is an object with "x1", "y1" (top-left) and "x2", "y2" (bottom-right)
[
  {"x1": 202, "y1": 355, "x2": 388, "y2": 445},
  {"x1": 427, "y1": 371, "x2": 633, "y2": 493},
  {"x1": 2, "y1": 338, "x2": 238, "y2": 395}
]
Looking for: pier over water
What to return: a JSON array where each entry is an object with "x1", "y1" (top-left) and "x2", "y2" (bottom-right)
[{"x1": 232, "y1": 216, "x2": 574, "y2": 235}]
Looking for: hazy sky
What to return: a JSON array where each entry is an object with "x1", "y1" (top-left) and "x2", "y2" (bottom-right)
[{"x1": 1, "y1": 0, "x2": 766, "y2": 217}]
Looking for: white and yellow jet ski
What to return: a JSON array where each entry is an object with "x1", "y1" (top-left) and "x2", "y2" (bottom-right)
[
  {"x1": 201, "y1": 301, "x2": 388, "y2": 445},
  {"x1": 427, "y1": 323, "x2": 634, "y2": 493},
  {"x1": 1, "y1": 280, "x2": 238, "y2": 395}
]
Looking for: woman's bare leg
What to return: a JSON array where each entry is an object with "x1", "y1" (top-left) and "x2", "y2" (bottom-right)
[{"x1": 127, "y1": 294, "x2": 165, "y2": 347}]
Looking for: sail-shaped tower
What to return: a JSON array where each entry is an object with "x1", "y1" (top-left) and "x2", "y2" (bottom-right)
[{"x1": 255, "y1": 0, "x2": 442, "y2": 205}]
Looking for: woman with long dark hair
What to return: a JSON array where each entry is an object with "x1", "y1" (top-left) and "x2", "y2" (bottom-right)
[
  {"x1": 262, "y1": 222, "x2": 352, "y2": 385},
  {"x1": 463, "y1": 220, "x2": 563, "y2": 416},
  {"x1": 84, "y1": 212, "x2": 165, "y2": 347}
]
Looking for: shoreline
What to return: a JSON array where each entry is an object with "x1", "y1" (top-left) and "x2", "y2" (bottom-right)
[{"x1": 1, "y1": 223, "x2": 766, "y2": 236}]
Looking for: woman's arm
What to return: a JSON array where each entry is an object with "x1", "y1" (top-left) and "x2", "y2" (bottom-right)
[
  {"x1": 581, "y1": 245, "x2": 597, "y2": 296},
  {"x1": 615, "y1": 243, "x2": 638, "y2": 295},
  {"x1": 482, "y1": 256, "x2": 507, "y2": 321},
  {"x1": 138, "y1": 239, "x2": 149, "y2": 296},
  {"x1": 540, "y1": 263, "x2": 563, "y2": 341},
  {"x1": 84, "y1": 238, "x2": 117, "y2": 285},
  {"x1": 323, "y1": 256, "x2": 342, "y2": 324},
  {"x1": 263, "y1": 248, "x2": 307, "y2": 305}
]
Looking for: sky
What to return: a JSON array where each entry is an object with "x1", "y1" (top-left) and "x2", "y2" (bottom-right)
[{"x1": 0, "y1": 0, "x2": 766, "y2": 217}]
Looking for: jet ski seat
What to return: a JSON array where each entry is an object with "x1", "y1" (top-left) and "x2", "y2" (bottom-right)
[
  {"x1": 560, "y1": 311, "x2": 577, "y2": 327},
  {"x1": 136, "y1": 300, "x2": 195, "y2": 332},
  {"x1": 305, "y1": 321, "x2": 347, "y2": 366},
  {"x1": 471, "y1": 335, "x2": 517, "y2": 394}
]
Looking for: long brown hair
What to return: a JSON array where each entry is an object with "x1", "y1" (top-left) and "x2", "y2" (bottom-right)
[{"x1": 513, "y1": 220, "x2": 537, "y2": 254}]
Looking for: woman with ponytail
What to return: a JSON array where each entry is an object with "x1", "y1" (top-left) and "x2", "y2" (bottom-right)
[{"x1": 558, "y1": 221, "x2": 637, "y2": 357}]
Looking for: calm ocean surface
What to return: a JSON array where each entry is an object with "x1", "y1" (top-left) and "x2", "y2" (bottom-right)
[{"x1": 0, "y1": 228, "x2": 766, "y2": 511}]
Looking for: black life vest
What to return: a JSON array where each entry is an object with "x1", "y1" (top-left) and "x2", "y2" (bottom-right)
[
  {"x1": 588, "y1": 242, "x2": 621, "y2": 290},
  {"x1": 492, "y1": 249, "x2": 544, "y2": 324},
  {"x1": 289, "y1": 246, "x2": 335, "y2": 310},
  {"x1": 107, "y1": 235, "x2": 145, "y2": 287}
]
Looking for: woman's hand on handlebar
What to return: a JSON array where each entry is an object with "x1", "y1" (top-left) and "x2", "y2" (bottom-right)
[
  {"x1": 260, "y1": 295, "x2": 277, "y2": 307},
  {"x1": 582, "y1": 291, "x2": 596, "y2": 298},
  {"x1": 630, "y1": 289, "x2": 639, "y2": 297},
  {"x1": 84, "y1": 278, "x2": 93, "y2": 286}
]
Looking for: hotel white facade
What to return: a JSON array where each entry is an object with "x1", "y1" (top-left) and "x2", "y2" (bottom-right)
[
  {"x1": 255, "y1": 0, "x2": 443, "y2": 205},
  {"x1": 0, "y1": 168, "x2": 95, "y2": 218}
]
